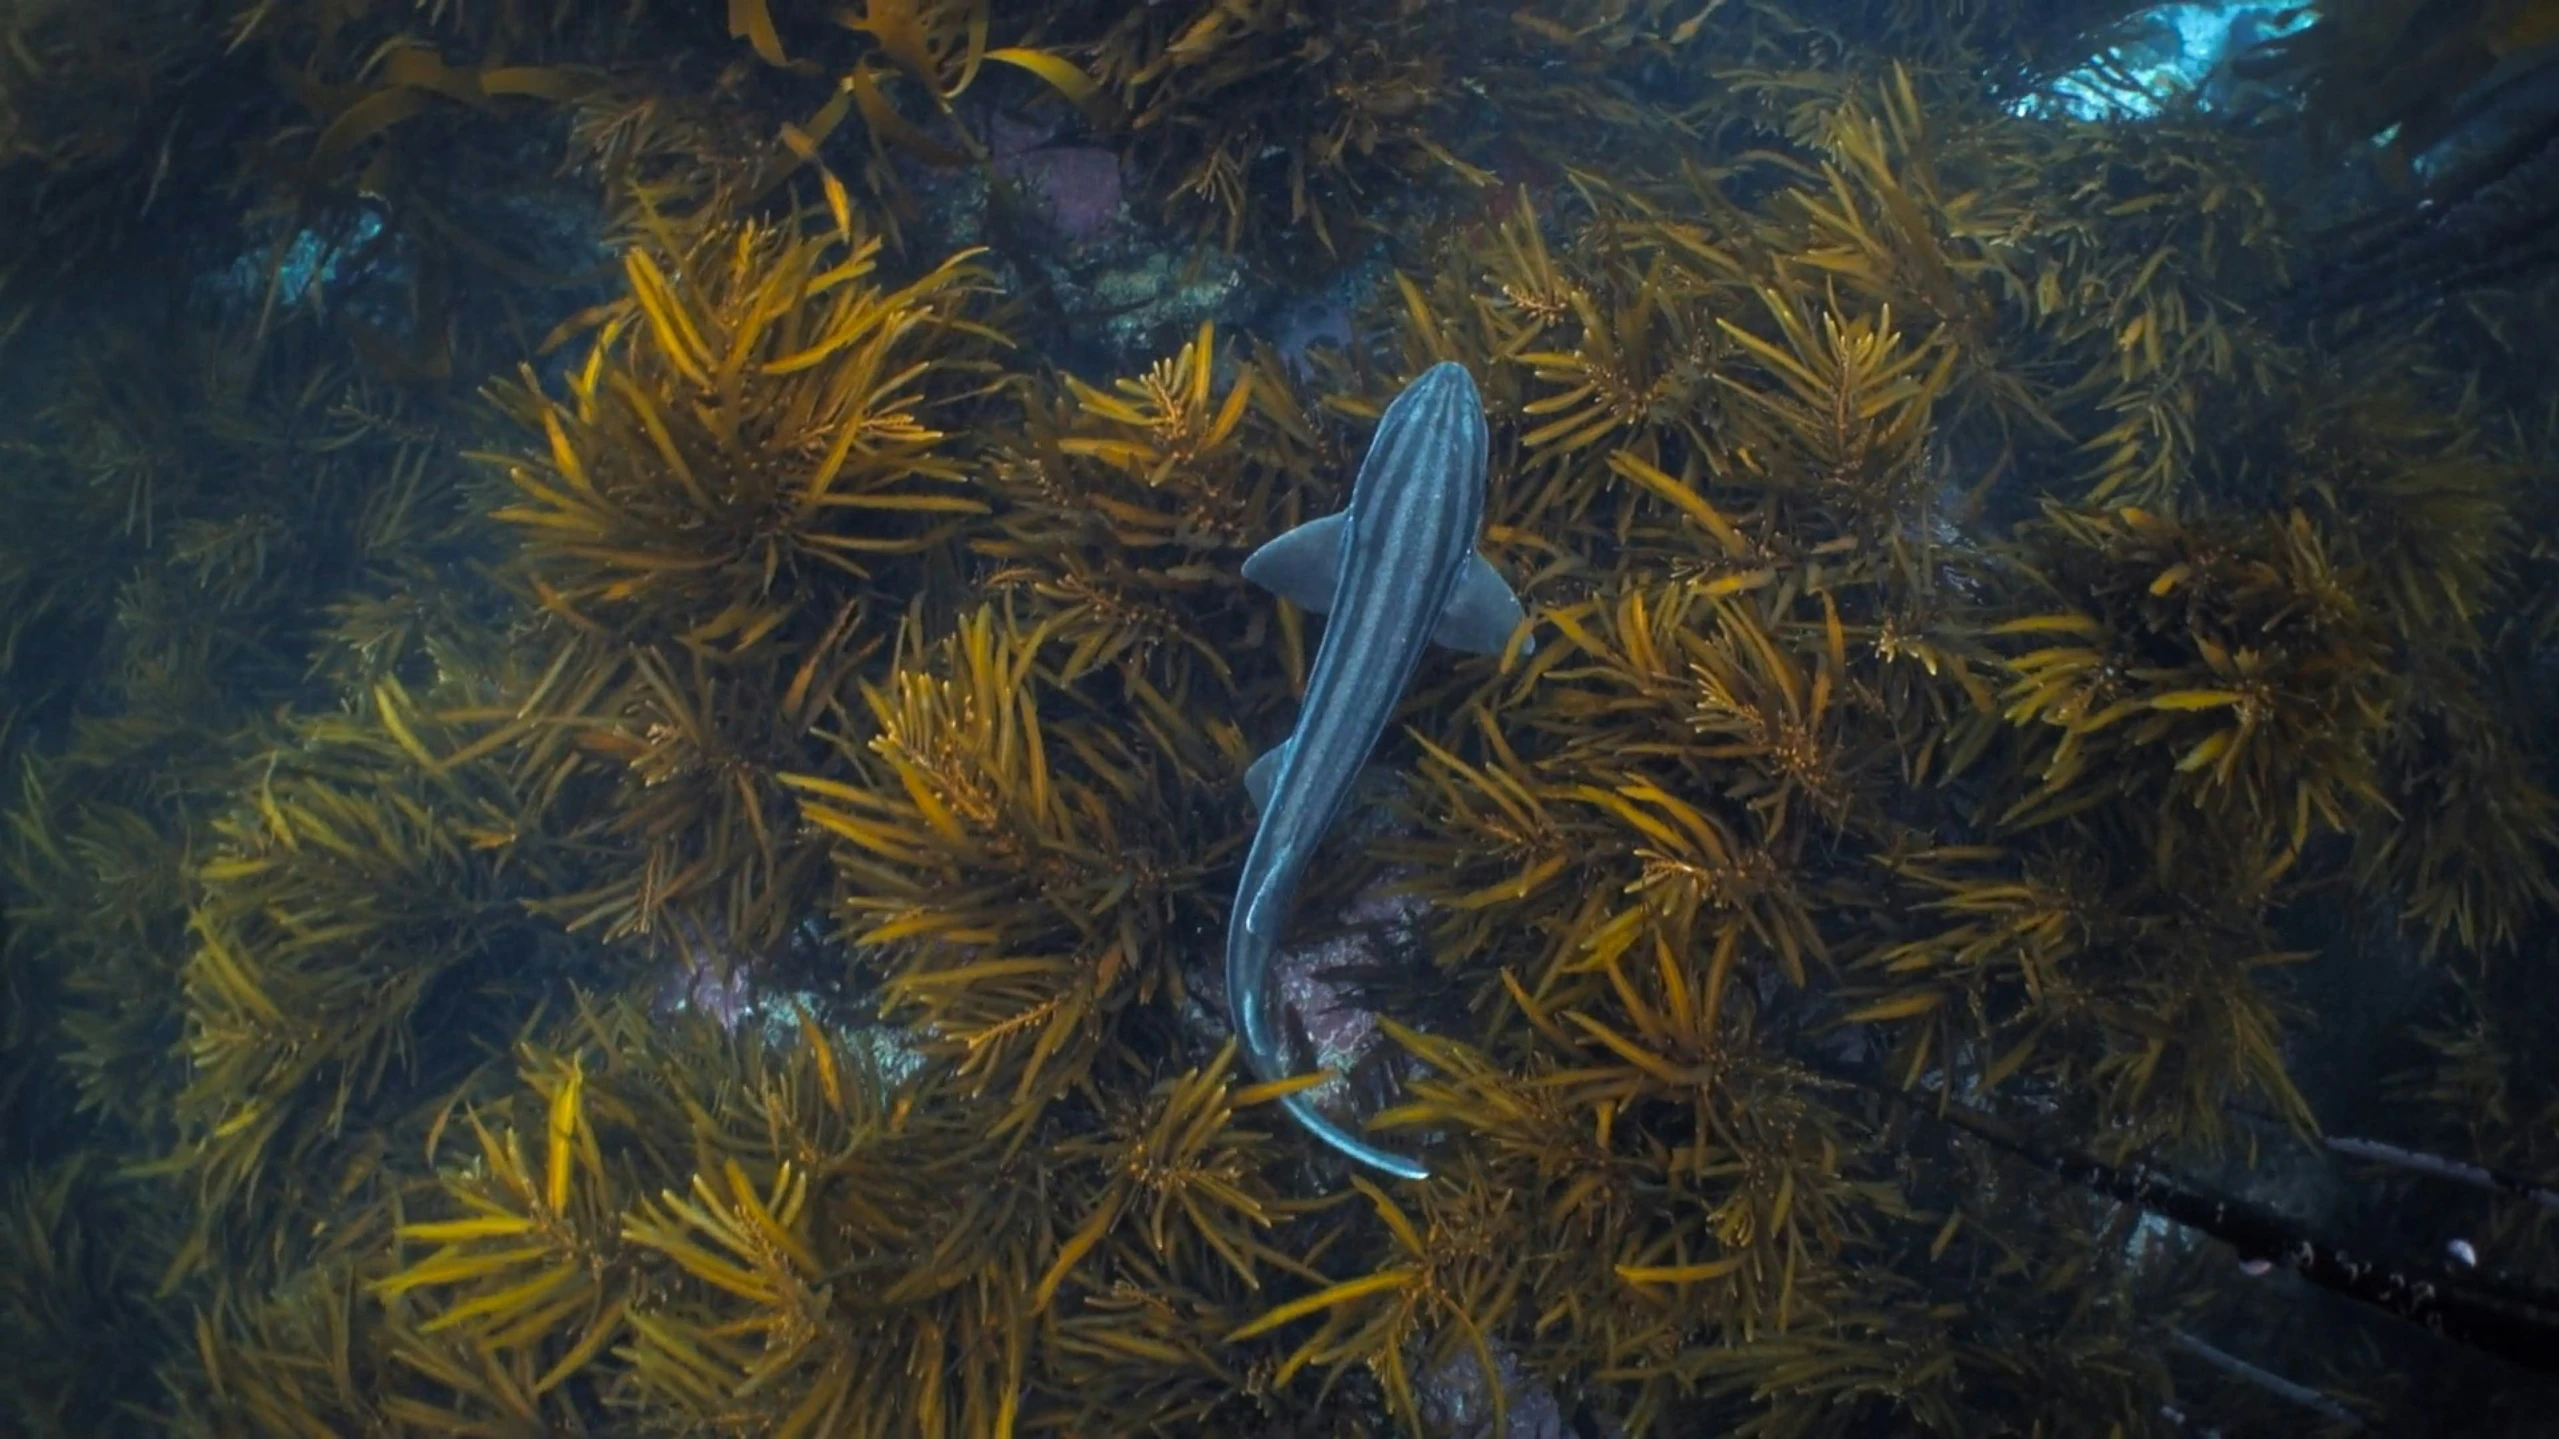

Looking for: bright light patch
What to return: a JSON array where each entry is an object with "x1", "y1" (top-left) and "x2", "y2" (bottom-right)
[
  {"x1": 2016, "y1": 2, "x2": 2315, "y2": 122},
  {"x1": 213, "y1": 209, "x2": 386, "y2": 308}
]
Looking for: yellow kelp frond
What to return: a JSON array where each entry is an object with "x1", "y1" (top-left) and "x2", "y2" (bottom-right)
[
  {"x1": 785, "y1": 604, "x2": 1237, "y2": 1139},
  {"x1": 1369, "y1": 1024, "x2": 1714, "y2": 1426},
  {"x1": 471, "y1": 214, "x2": 1012, "y2": 958},
  {"x1": 1712, "y1": 288, "x2": 1955, "y2": 533},
  {"x1": 1231, "y1": 1170, "x2": 1531, "y2": 1431},
  {"x1": 1994, "y1": 502, "x2": 2398, "y2": 888},
  {"x1": 1437, "y1": 581, "x2": 1870, "y2": 987},
  {"x1": 168, "y1": 687, "x2": 586, "y2": 1285},
  {"x1": 1033, "y1": 1041, "x2": 1304, "y2": 1314},
  {"x1": 371, "y1": 1053, "x2": 632, "y2": 1419},
  {"x1": 371, "y1": 998, "x2": 911, "y2": 1423},
  {"x1": 1714, "y1": 67, "x2": 2286, "y2": 512},
  {"x1": 484, "y1": 214, "x2": 1003, "y2": 659},
  {"x1": 617, "y1": 1069, "x2": 1039, "y2": 1439},
  {"x1": 1514, "y1": 252, "x2": 1726, "y2": 478},
  {"x1": 515, "y1": 632, "x2": 861, "y2": 953},
  {"x1": 376, "y1": 994, "x2": 991, "y2": 1433},
  {"x1": 978, "y1": 325, "x2": 1329, "y2": 693},
  {"x1": 1863, "y1": 843, "x2": 2318, "y2": 1149},
  {"x1": 1057, "y1": 319, "x2": 1256, "y2": 487}
]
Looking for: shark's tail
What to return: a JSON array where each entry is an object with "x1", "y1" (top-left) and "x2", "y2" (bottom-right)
[
  {"x1": 1231, "y1": 867, "x2": 1430, "y2": 1181},
  {"x1": 1280, "y1": 1091, "x2": 1430, "y2": 1182}
]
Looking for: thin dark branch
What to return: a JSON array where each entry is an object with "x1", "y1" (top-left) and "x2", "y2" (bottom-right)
[
  {"x1": 2169, "y1": 1328, "x2": 2362, "y2": 1430},
  {"x1": 1826, "y1": 1062, "x2": 2559, "y2": 1377}
]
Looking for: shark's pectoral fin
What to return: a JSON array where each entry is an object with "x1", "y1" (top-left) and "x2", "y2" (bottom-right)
[
  {"x1": 1433, "y1": 553, "x2": 1534, "y2": 656},
  {"x1": 1244, "y1": 739, "x2": 1295, "y2": 813},
  {"x1": 1241, "y1": 513, "x2": 1348, "y2": 614},
  {"x1": 1244, "y1": 846, "x2": 1297, "y2": 938}
]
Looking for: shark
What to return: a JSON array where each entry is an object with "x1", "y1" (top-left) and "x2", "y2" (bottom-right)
[{"x1": 1226, "y1": 360, "x2": 1532, "y2": 1181}]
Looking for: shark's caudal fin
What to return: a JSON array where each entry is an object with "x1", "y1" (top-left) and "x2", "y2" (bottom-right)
[{"x1": 1283, "y1": 1092, "x2": 1430, "y2": 1181}]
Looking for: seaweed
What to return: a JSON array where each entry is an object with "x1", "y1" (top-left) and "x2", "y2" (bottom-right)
[
  {"x1": 476, "y1": 214, "x2": 1006, "y2": 955},
  {"x1": 1082, "y1": 0, "x2": 1491, "y2": 260},
  {"x1": 785, "y1": 601, "x2": 1241, "y2": 1142}
]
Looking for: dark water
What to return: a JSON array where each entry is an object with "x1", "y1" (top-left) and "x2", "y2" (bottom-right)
[{"x1": 3, "y1": 1, "x2": 2557, "y2": 1434}]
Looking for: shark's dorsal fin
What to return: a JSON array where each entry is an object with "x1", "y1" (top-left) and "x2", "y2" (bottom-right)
[
  {"x1": 1433, "y1": 553, "x2": 1534, "y2": 656},
  {"x1": 1241, "y1": 513, "x2": 1348, "y2": 614},
  {"x1": 1244, "y1": 738, "x2": 1295, "y2": 812}
]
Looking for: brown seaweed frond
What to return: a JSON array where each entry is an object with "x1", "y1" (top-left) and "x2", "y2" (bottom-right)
[
  {"x1": 1499, "y1": 581, "x2": 1862, "y2": 988},
  {"x1": 169, "y1": 1261, "x2": 411, "y2": 1439},
  {"x1": 472, "y1": 215, "x2": 1012, "y2": 954},
  {"x1": 1022, "y1": 1043, "x2": 1347, "y2": 1428},
  {"x1": 786, "y1": 604, "x2": 1238, "y2": 1141},
  {"x1": 976, "y1": 322, "x2": 1334, "y2": 694},
  {"x1": 2357, "y1": 678, "x2": 2559, "y2": 956},
  {"x1": 614, "y1": 1056, "x2": 1042, "y2": 1438},
  {"x1": 1230, "y1": 1168, "x2": 1531, "y2": 1431},
  {"x1": 1680, "y1": 65, "x2": 2293, "y2": 513},
  {"x1": 1710, "y1": 282, "x2": 1955, "y2": 538},
  {"x1": 370, "y1": 1050, "x2": 637, "y2": 1425},
  {"x1": 1861, "y1": 842, "x2": 2319, "y2": 1149},
  {"x1": 1993, "y1": 503, "x2": 2398, "y2": 889},
  {"x1": 0, "y1": 1156, "x2": 178, "y2": 1434},
  {"x1": 372, "y1": 996, "x2": 933, "y2": 1429},
  {"x1": 162, "y1": 682, "x2": 582, "y2": 1283},
  {"x1": 1033, "y1": 1041, "x2": 1308, "y2": 1312},
  {"x1": 1514, "y1": 251, "x2": 1727, "y2": 482},
  {"x1": 522, "y1": 631, "x2": 864, "y2": 954},
  {"x1": 2277, "y1": 367, "x2": 2519, "y2": 647},
  {"x1": 2, "y1": 750, "x2": 200, "y2": 1133},
  {"x1": 2392, "y1": 976, "x2": 2559, "y2": 1265},
  {"x1": 1087, "y1": 0, "x2": 1485, "y2": 256},
  {"x1": 0, "y1": 0, "x2": 231, "y2": 319},
  {"x1": 483, "y1": 216, "x2": 1002, "y2": 657}
]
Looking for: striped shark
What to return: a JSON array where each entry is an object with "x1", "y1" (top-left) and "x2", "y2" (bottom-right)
[{"x1": 1227, "y1": 360, "x2": 1531, "y2": 1181}]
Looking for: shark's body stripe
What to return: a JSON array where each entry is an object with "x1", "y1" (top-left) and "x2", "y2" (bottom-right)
[{"x1": 1226, "y1": 362, "x2": 1494, "y2": 1182}]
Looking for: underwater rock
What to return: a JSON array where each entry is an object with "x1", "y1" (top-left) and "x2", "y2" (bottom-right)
[
  {"x1": 1270, "y1": 880, "x2": 1431, "y2": 1110},
  {"x1": 913, "y1": 114, "x2": 1251, "y2": 374},
  {"x1": 649, "y1": 916, "x2": 925, "y2": 1079},
  {"x1": 986, "y1": 108, "x2": 1129, "y2": 245},
  {"x1": 1082, "y1": 244, "x2": 1250, "y2": 366},
  {"x1": 1181, "y1": 861, "x2": 1432, "y2": 1135},
  {"x1": 1259, "y1": 248, "x2": 1388, "y2": 378},
  {"x1": 1418, "y1": 1337, "x2": 1583, "y2": 1439},
  {"x1": 996, "y1": 146, "x2": 1126, "y2": 244}
]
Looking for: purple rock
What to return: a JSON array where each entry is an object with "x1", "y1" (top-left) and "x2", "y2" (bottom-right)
[{"x1": 993, "y1": 145, "x2": 1126, "y2": 244}]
